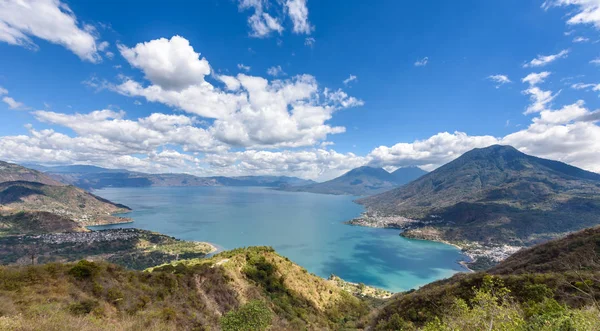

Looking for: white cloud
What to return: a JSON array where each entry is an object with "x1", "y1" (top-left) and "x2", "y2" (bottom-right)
[
  {"x1": 571, "y1": 82, "x2": 600, "y2": 92},
  {"x1": 523, "y1": 86, "x2": 558, "y2": 114},
  {"x1": 521, "y1": 72, "x2": 557, "y2": 114},
  {"x1": 573, "y1": 36, "x2": 590, "y2": 43},
  {"x1": 237, "y1": 63, "x2": 251, "y2": 72},
  {"x1": 266, "y1": 65, "x2": 286, "y2": 77},
  {"x1": 285, "y1": 0, "x2": 313, "y2": 34},
  {"x1": 522, "y1": 71, "x2": 551, "y2": 86},
  {"x1": 414, "y1": 57, "x2": 428, "y2": 67},
  {"x1": 2, "y1": 96, "x2": 26, "y2": 110},
  {"x1": 238, "y1": 0, "x2": 284, "y2": 38},
  {"x1": 118, "y1": 36, "x2": 211, "y2": 91},
  {"x1": 113, "y1": 36, "x2": 364, "y2": 149},
  {"x1": 304, "y1": 37, "x2": 315, "y2": 47},
  {"x1": 591, "y1": 58, "x2": 600, "y2": 65},
  {"x1": 488, "y1": 74, "x2": 511, "y2": 88},
  {"x1": 343, "y1": 75, "x2": 357, "y2": 85},
  {"x1": 0, "y1": 87, "x2": 7, "y2": 95},
  {"x1": 543, "y1": 0, "x2": 600, "y2": 29},
  {"x1": 0, "y1": 0, "x2": 101, "y2": 62},
  {"x1": 523, "y1": 49, "x2": 569, "y2": 67}
]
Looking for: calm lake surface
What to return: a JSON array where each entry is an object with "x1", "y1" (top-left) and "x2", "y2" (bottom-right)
[{"x1": 92, "y1": 186, "x2": 468, "y2": 292}]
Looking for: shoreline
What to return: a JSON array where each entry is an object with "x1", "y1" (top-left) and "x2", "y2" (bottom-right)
[{"x1": 345, "y1": 212, "x2": 523, "y2": 272}]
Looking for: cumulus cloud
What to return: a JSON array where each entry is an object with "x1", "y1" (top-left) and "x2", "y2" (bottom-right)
[
  {"x1": 414, "y1": 57, "x2": 428, "y2": 67},
  {"x1": 236, "y1": 0, "x2": 313, "y2": 38},
  {"x1": 118, "y1": 36, "x2": 211, "y2": 91},
  {"x1": 0, "y1": 0, "x2": 101, "y2": 62},
  {"x1": 113, "y1": 36, "x2": 363, "y2": 149},
  {"x1": 543, "y1": 0, "x2": 600, "y2": 29},
  {"x1": 523, "y1": 49, "x2": 569, "y2": 67},
  {"x1": 488, "y1": 74, "x2": 511, "y2": 88}
]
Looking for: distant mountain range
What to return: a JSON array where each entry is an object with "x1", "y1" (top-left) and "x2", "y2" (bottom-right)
[
  {"x1": 281, "y1": 166, "x2": 428, "y2": 196},
  {"x1": 23, "y1": 164, "x2": 316, "y2": 190},
  {"x1": 357, "y1": 145, "x2": 600, "y2": 246}
]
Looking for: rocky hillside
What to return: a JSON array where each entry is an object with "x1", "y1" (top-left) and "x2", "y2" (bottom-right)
[
  {"x1": 0, "y1": 161, "x2": 64, "y2": 186},
  {"x1": 0, "y1": 246, "x2": 369, "y2": 330},
  {"x1": 282, "y1": 166, "x2": 426, "y2": 196},
  {"x1": 0, "y1": 181, "x2": 130, "y2": 226},
  {"x1": 356, "y1": 145, "x2": 600, "y2": 245}
]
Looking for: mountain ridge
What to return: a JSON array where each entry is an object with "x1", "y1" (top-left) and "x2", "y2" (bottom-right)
[{"x1": 280, "y1": 165, "x2": 427, "y2": 196}]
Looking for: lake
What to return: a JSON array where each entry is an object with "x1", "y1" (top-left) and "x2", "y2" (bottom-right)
[{"x1": 92, "y1": 186, "x2": 468, "y2": 292}]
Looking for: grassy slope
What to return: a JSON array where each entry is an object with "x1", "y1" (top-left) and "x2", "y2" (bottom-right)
[
  {"x1": 372, "y1": 225, "x2": 600, "y2": 329},
  {"x1": 0, "y1": 247, "x2": 369, "y2": 331}
]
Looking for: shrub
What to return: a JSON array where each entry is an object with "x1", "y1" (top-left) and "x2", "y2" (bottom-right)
[
  {"x1": 68, "y1": 260, "x2": 99, "y2": 280},
  {"x1": 220, "y1": 300, "x2": 272, "y2": 331}
]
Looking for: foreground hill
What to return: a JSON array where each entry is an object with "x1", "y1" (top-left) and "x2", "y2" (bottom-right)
[
  {"x1": 372, "y1": 225, "x2": 600, "y2": 330},
  {"x1": 355, "y1": 145, "x2": 600, "y2": 247},
  {"x1": 0, "y1": 247, "x2": 369, "y2": 330},
  {"x1": 26, "y1": 163, "x2": 315, "y2": 190},
  {"x1": 282, "y1": 166, "x2": 427, "y2": 196}
]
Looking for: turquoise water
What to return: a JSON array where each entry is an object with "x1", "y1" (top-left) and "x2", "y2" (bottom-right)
[{"x1": 92, "y1": 186, "x2": 468, "y2": 292}]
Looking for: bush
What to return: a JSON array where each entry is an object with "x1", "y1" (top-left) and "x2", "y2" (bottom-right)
[
  {"x1": 68, "y1": 299, "x2": 98, "y2": 315},
  {"x1": 220, "y1": 300, "x2": 273, "y2": 331},
  {"x1": 68, "y1": 260, "x2": 99, "y2": 280}
]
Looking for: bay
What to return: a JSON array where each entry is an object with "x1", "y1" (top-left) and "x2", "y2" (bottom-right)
[{"x1": 92, "y1": 186, "x2": 468, "y2": 292}]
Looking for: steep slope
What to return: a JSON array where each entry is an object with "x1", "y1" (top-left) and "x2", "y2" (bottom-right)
[
  {"x1": 356, "y1": 145, "x2": 600, "y2": 245},
  {"x1": 390, "y1": 166, "x2": 428, "y2": 185},
  {"x1": 0, "y1": 247, "x2": 369, "y2": 330},
  {"x1": 0, "y1": 181, "x2": 131, "y2": 226},
  {"x1": 0, "y1": 161, "x2": 64, "y2": 186},
  {"x1": 372, "y1": 225, "x2": 600, "y2": 330},
  {"x1": 0, "y1": 211, "x2": 85, "y2": 236},
  {"x1": 283, "y1": 166, "x2": 424, "y2": 196},
  {"x1": 488, "y1": 225, "x2": 600, "y2": 275},
  {"x1": 0, "y1": 228, "x2": 215, "y2": 269}
]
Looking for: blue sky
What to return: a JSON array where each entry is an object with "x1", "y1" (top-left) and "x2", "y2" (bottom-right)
[{"x1": 0, "y1": 0, "x2": 599, "y2": 180}]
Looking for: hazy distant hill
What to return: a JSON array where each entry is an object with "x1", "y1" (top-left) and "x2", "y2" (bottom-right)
[
  {"x1": 358, "y1": 145, "x2": 600, "y2": 245},
  {"x1": 281, "y1": 166, "x2": 427, "y2": 196},
  {"x1": 25, "y1": 164, "x2": 315, "y2": 190}
]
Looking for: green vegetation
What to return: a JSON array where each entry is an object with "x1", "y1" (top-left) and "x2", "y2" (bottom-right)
[
  {"x1": 220, "y1": 300, "x2": 272, "y2": 331},
  {"x1": 374, "y1": 275, "x2": 600, "y2": 330},
  {"x1": 0, "y1": 211, "x2": 84, "y2": 236},
  {"x1": 0, "y1": 228, "x2": 214, "y2": 270},
  {"x1": 0, "y1": 246, "x2": 371, "y2": 330},
  {"x1": 358, "y1": 145, "x2": 600, "y2": 247}
]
